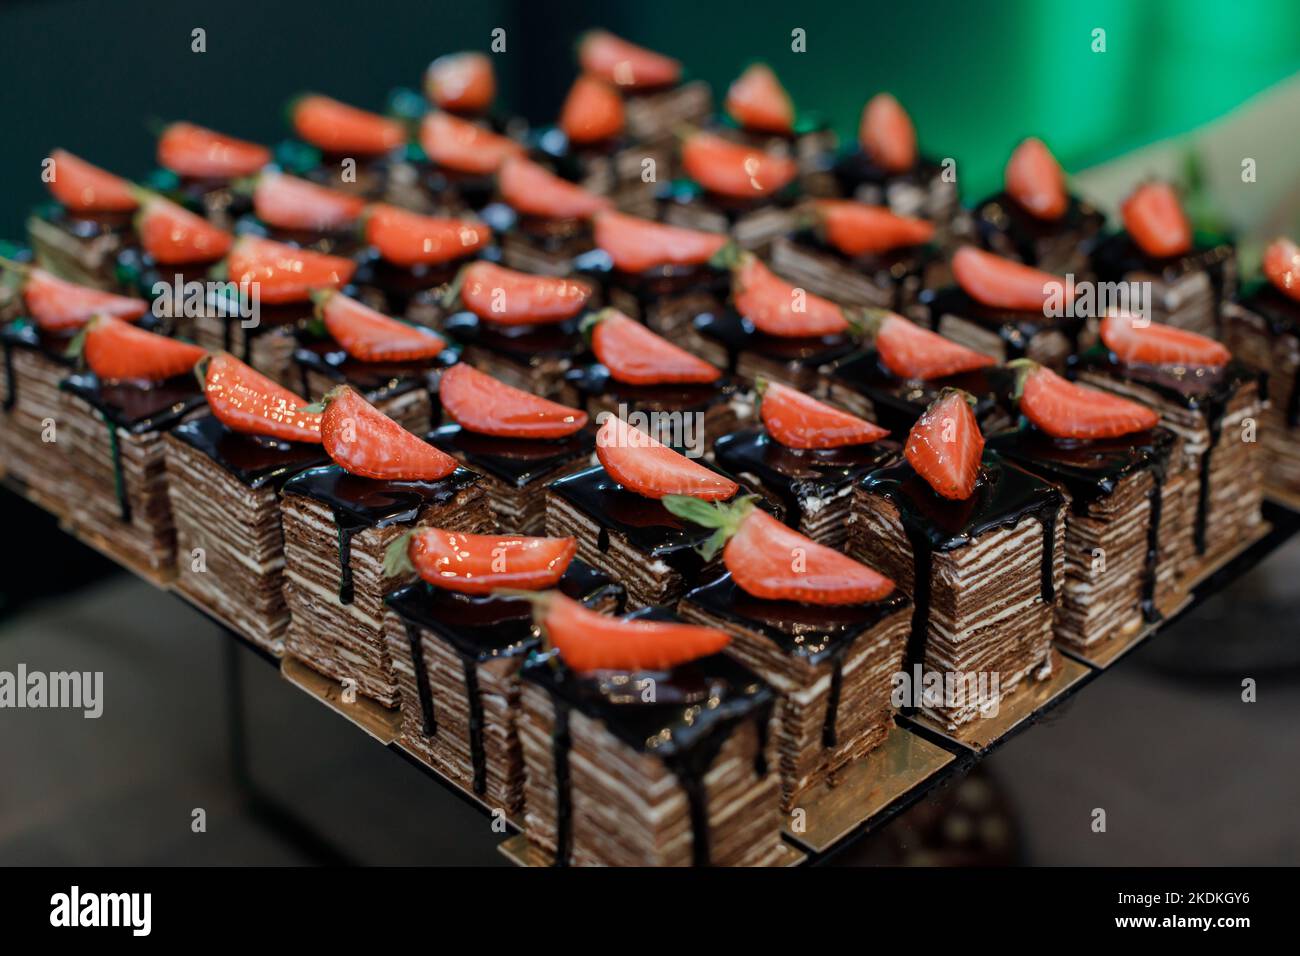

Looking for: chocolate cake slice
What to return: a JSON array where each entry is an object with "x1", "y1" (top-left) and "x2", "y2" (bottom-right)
[
  {"x1": 689, "y1": 309, "x2": 857, "y2": 394},
  {"x1": 1090, "y1": 233, "x2": 1235, "y2": 340},
  {"x1": 2, "y1": 320, "x2": 81, "y2": 515},
  {"x1": 533, "y1": 127, "x2": 665, "y2": 218},
  {"x1": 659, "y1": 179, "x2": 800, "y2": 252},
  {"x1": 150, "y1": 122, "x2": 271, "y2": 229},
  {"x1": 441, "y1": 312, "x2": 587, "y2": 402},
  {"x1": 918, "y1": 282, "x2": 1082, "y2": 372},
  {"x1": 565, "y1": 366, "x2": 743, "y2": 449},
  {"x1": 623, "y1": 80, "x2": 714, "y2": 152},
  {"x1": 769, "y1": 227, "x2": 943, "y2": 312},
  {"x1": 27, "y1": 205, "x2": 132, "y2": 291}
]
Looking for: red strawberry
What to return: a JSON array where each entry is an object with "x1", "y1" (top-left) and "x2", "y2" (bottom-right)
[
  {"x1": 577, "y1": 30, "x2": 682, "y2": 90},
  {"x1": 592, "y1": 210, "x2": 728, "y2": 273},
  {"x1": 588, "y1": 309, "x2": 721, "y2": 385},
  {"x1": 596, "y1": 414, "x2": 738, "y2": 501},
  {"x1": 364, "y1": 204, "x2": 490, "y2": 268},
  {"x1": 136, "y1": 193, "x2": 232, "y2": 265},
  {"x1": 859, "y1": 93, "x2": 916, "y2": 173},
  {"x1": 1005, "y1": 137, "x2": 1068, "y2": 221},
  {"x1": 424, "y1": 52, "x2": 495, "y2": 115},
  {"x1": 757, "y1": 378, "x2": 888, "y2": 449},
  {"x1": 951, "y1": 245, "x2": 1070, "y2": 311},
  {"x1": 456, "y1": 261, "x2": 593, "y2": 325},
  {"x1": 17, "y1": 267, "x2": 147, "y2": 332},
  {"x1": 1121, "y1": 182, "x2": 1192, "y2": 258},
  {"x1": 318, "y1": 291, "x2": 446, "y2": 362},
  {"x1": 320, "y1": 386, "x2": 458, "y2": 481},
  {"x1": 872, "y1": 311, "x2": 996, "y2": 381},
  {"x1": 396, "y1": 529, "x2": 575, "y2": 594},
  {"x1": 81, "y1": 316, "x2": 205, "y2": 382},
  {"x1": 560, "y1": 75, "x2": 624, "y2": 145},
  {"x1": 253, "y1": 171, "x2": 365, "y2": 231},
  {"x1": 812, "y1": 200, "x2": 935, "y2": 256},
  {"x1": 291, "y1": 95, "x2": 405, "y2": 156},
  {"x1": 157, "y1": 122, "x2": 270, "y2": 179},
  {"x1": 227, "y1": 237, "x2": 356, "y2": 304},
  {"x1": 47, "y1": 150, "x2": 138, "y2": 213},
  {"x1": 725, "y1": 63, "x2": 794, "y2": 135},
  {"x1": 1262, "y1": 237, "x2": 1300, "y2": 303},
  {"x1": 419, "y1": 110, "x2": 524, "y2": 174},
  {"x1": 439, "y1": 363, "x2": 588, "y2": 439},
  {"x1": 203, "y1": 352, "x2": 322, "y2": 443},
  {"x1": 681, "y1": 131, "x2": 797, "y2": 200},
  {"x1": 1099, "y1": 313, "x2": 1229, "y2": 368},
  {"x1": 498, "y1": 156, "x2": 612, "y2": 220},
  {"x1": 1013, "y1": 360, "x2": 1159, "y2": 439},
  {"x1": 904, "y1": 389, "x2": 984, "y2": 500},
  {"x1": 732, "y1": 252, "x2": 849, "y2": 337}
]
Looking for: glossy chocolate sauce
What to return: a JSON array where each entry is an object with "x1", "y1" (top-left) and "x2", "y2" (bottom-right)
[
  {"x1": 443, "y1": 311, "x2": 587, "y2": 367},
  {"x1": 170, "y1": 414, "x2": 329, "y2": 490},
  {"x1": 692, "y1": 308, "x2": 857, "y2": 375},
  {"x1": 833, "y1": 152, "x2": 945, "y2": 194},
  {"x1": 427, "y1": 423, "x2": 594, "y2": 488},
  {"x1": 920, "y1": 286, "x2": 1084, "y2": 359},
  {"x1": 573, "y1": 249, "x2": 730, "y2": 311},
  {"x1": 565, "y1": 363, "x2": 738, "y2": 416},
  {"x1": 2, "y1": 319, "x2": 76, "y2": 410},
  {"x1": 972, "y1": 192, "x2": 1105, "y2": 266},
  {"x1": 1091, "y1": 231, "x2": 1235, "y2": 298},
  {"x1": 292, "y1": 325, "x2": 452, "y2": 405}
]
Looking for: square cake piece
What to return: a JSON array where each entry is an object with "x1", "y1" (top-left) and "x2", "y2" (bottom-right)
[
  {"x1": 489, "y1": 157, "x2": 612, "y2": 277},
  {"x1": 149, "y1": 121, "x2": 271, "y2": 229},
  {"x1": 27, "y1": 185, "x2": 134, "y2": 291}
]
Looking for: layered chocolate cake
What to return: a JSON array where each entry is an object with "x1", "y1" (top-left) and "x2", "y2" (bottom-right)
[
  {"x1": 490, "y1": 157, "x2": 611, "y2": 277},
  {"x1": 290, "y1": 94, "x2": 408, "y2": 199},
  {"x1": 28, "y1": 150, "x2": 139, "y2": 289},
  {"x1": 116, "y1": 192, "x2": 233, "y2": 325},
  {"x1": 418, "y1": 109, "x2": 525, "y2": 214},
  {"x1": 151, "y1": 121, "x2": 270, "y2": 229},
  {"x1": 242, "y1": 170, "x2": 366, "y2": 256}
]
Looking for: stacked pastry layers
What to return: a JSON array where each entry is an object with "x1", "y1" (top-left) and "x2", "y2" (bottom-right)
[
  {"x1": 192, "y1": 315, "x2": 299, "y2": 387},
  {"x1": 0, "y1": 344, "x2": 73, "y2": 515},
  {"x1": 1223, "y1": 300, "x2": 1300, "y2": 495},
  {"x1": 26, "y1": 214, "x2": 125, "y2": 290},
  {"x1": 769, "y1": 236, "x2": 912, "y2": 309},
  {"x1": 300, "y1": 367, "x2": 433, "y2": 435}
]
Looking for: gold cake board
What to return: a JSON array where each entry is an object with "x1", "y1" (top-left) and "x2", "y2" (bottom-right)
[
  {"x1": 497, "y1": 833, "x2": 806, "y2": 868},
  {"x1": 1057, "y1": 594, "x2": 1194, "y2": 670},
  {"x1": 280, "y1": 657, "x2": 402, "y2": 745},
  {"x1": 1182, "y1": 520, "x2": 1273, "y2": 590},
  {"x1": 391, "y1": 739, "x2": 525, "y2": 829},
  {"x1": 1265, "y1": 485, "x2": 1300, "y2": 514}
]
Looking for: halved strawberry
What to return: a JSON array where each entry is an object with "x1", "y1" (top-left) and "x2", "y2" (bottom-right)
[
  {"x1": 319, "y1": 386, "x2": 458, "y2": 480},
  {"x1": 253, "y1": 171, "x2": 366, "y2": 231},
  {"x1": 859, "y1": 93, "x2": 916, "y2": 173},
  {"x1": 136, "y1": 193, "x2": 232, "y2": 265},
  {"x1": 317, "y1": 291, "x2": 446, "y2": 362},
  {"x1": 731, "y1": 252, "x2": 849, "y2": 337},
  {"x1": 203, "y1": 352, "x2": 322, "y2": 443},
  {"x1": 364, "y1": 204, "x2": 490, "y2": 268},
  {"x1": 498, "y1": 156, "x2": 612, "y2": 220},
  {"x1": 227, "y1": 237, "x2": 356, "y2": 304},
  {"x1": 389, "y1": 528, "x2": 575, "y2": 594},
  {"x1": 587, "y1": 309, "x2": 721, "y2": 385},
  {"x1": 577, "y1": 30, "x2": 682, "y2": 90},
  {"x1": 596, "y1": 414, "x2": 738, "y2": 501},
  {"x1": 454, "y1": 260, "x2": 593, "y2": 325},
  {"x1": 904, "y1": 389, "x2": 984, "y2": 500},
  {"x1": 424, "y1": 52, "x2": 495, "y2": 114},
  {"x1": 592, "y1": 210, "x2": 728, "y2": 274},
  {"x1": 757, "y1": 378, "x2": 888, "y2": 449},
  {"x1": 1121, "y1": 182, "x2": 1192, "y2": 258},
  {"x1": 1099, "y1": 313, "x2": 1229, "y2": 368},
  {"x1": 812, "y1": 200, "x2": 934, "y2": 256},
  {"x1": 439, "y1": 363, "x2": 587, "y2": 439},
  {"x1": 681, "y1": 131, "x2": 797, "y2": 199},
  {"x1": 1012, "y1": 360, "x2": 1159, "y2": 439},
  {"x1": 1263, "y1": 237, "x2": 1300, "y2": 302},
  {"x1": 47, "y1": 150, "x2": 138, "y2": 213},
  {"x1": 13, "y1": 266, "x2": 147, "y2": 332},
  {"x1": 725, "y1": 63, "x2": 794, "y2": 135},
  {"x1": 419, "y1": 110, "x2": 524, "y2": 174},
  {"x1": 951, "y1": 245, "x2": 1069, "y2": 312},
  {"x1": 1005, "y1": 137, "x2": 1067, "y2": 221},
  {"x1": 157, "y1": 122, "x2": 270, "y2": 179},
  {"x1": 80, "y1": 316, "x2": 205, "y2": 382},
  {"x1": 291, "y1": 95, "x2": 405, "y2": 156},
  {"x1": 560, "y1": 75, "x2": 624, "y2": 144},
  {"x1": 871, "y1": 311, "x2": 996, "y2": 381}
]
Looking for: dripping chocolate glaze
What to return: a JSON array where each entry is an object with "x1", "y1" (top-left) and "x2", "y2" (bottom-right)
[
  {"x1": 692, "y1": 309, "x2": 856, "y2": 376},
  {"x1": 442, "y1": 311, "x2": 588, "y2": 367},
  {"x1": 1, "y1": 319, "x2": 85, "y2": 410},
  {"x1": 919, "y1": 286, "x2": 1084, "y2": 359},
  {"x1": 427, "y1": 424, "x2": 594, "y2": 488},
  {"x1": 171, "y1": 415, "x2": 329, "y2": 490},
  {"x1": 565, "y1": 363, "x2": 739, "y2": 417},
  {"x1": 971, "y1": 192, "x2": 1105, "y2": 267},
  {"x1": 1233, "y1": 281, "x2": 1300, "y2": 428},
  {"x1": 292, "y1": 324, "x2": 453, "y2": 406}
]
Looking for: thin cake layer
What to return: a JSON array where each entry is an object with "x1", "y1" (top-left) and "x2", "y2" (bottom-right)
[
  {"x1": 1, "y1": 320, "x2": 79, "y2": 515},
  {"x1": 919, "y1": 286, "x2": 1083, "y2": 371},
  {"x1": 1091, "y1": 233, "x2": 1237, "y2": 338},
  {"x1": 687, "y1": 309, "x2": 857, "y2": 393},
  {"x1": 442, "y1": 311, "x2": 585, "y2": 401}
]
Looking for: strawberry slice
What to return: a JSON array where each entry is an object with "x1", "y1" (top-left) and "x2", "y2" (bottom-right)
[
  {"x1": 318, "y1": 291, "x2": 446, "y2": 362},
  {"x1": 47, "y1": 150, "x2": 138, "y2": 213},
  {"x1": 364, "y1": 204, "x2": 490, "y2": 268},
  {"x1": 951, "y1": 245, "x2": 1069, "y2": 311},
  {"x1": 592, "y1": 210, "x2": 728, "y2": 274},
  {"x1": 203, "y1": 352, "x2": 322, "y2": 443},
  {"x1": 732, "y1": 252, "x2": 849, "y2": 337},
  {"x1": 535, "y1": 591, "x2": 729, "y2": 671},
  {"x1": 904, "y1": 389, "x2": 984, "y2": 500},
  {"x1": 577, "y1": 30, "x2": 682, "y2": 90},
  {"x1": 80, "y1": 316, "x2": 205, "y2": 382},
  {"x1": 498, "y1": 156, "x2": 612, "y2": 220},
  {"x1": 455, "y1": 260, "x2": 593, "y2": 326},
  {"x1": 157, "y1": 122, "x2": 270, "y2": 179},
  {"x1": 560, "y1": 75, "x2": 624, "y2": 144},
  {"x1": 291, "y1": 95, "x2": 405, "y2": 156},
  {"x1": 136, "y1": 193, "x2": 232, "y2": 265},
  {"x1": 253, "y1": 171, "x2": 365, "y2": 231},
  {"x1": 681, "y1": 131, "x2": 797, "y2": 200},
  {"x1": 320, "y1": 386, "x2": 458, "y2": 480},
  {"x1": 419, "y1": 110, "x2": 524, "y2": 174},
  {"x1": 757, "y1": 378, "x2": 888, "y2": 448},
  {"x1": 859, "y1": 93, "x2": 916, "y2": 173},
  {"x1": 812, "y1": 200, "x2": 935, "y2": 256},
  {"x1": 227, "y1": 237, "x2": 356, "y2": 304},
  {"x1": 588, "y1": 309, "x2": 721, "y2": 385},
  {"x1": 394, "y1": 528, "x2": 575, "y2": 594},
  {"x1": 1013, "y1": 360, "x2": 1158, "y2": 439},
  {"x1": 596, "y1": 414, "x2": 737, "y2": 501},
  {"x1": 1005, "y1": 137, "x2": 1068, "y2": 221},
  {"x1": 872, "y1": 311, "x2": 996, "y2": 381},
  {"x1": 16, "y1": 267, "x2": 147, "y2": 332},
  {"x1": 424, "y1": 52, "x2": 495, "y2": 114},
  {"x1": 439, "y1": 363, "x2": 588, "y2": 439},
  {"x1": 1263, "y1": 237, "x2": 1300, "y2": 302},
  {"x1": 1121, "y1": 182, "x2": 1192, "y2": 258},
  {"x1": 725, "y1": 63, "x2": 794, "y2": 134},
  {"x1": 1099, "y1": 313, "x2": 1229, "y2": 368}
]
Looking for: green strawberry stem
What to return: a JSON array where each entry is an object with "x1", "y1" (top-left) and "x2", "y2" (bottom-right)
[
  {"x1": 439, "y1": 261, "x2": 473, "y2": 311},
  {"x1": 62, "y1": 319, "x2": 97, "y2": 362},
  {"x1": 382, "y1": 530, "x2": 416, "y2": 578},
  {"x1": 192, "y1": 353, "x2": 213, "y2": 391},
  {"x1": 849, "y1": 306, "x2": 892, "y2": 342},
  {"x1": 0, "y1": 255, "x2": 31, "y2": 278},
  {"x1": 662, "y1": 494, "x2": 757, "y2": 561},
  {"x1": 933, "y1": 385, "x2": 981, "y2": 409},
  {"x1": 578, "y1": 308, "x2": 614, "y2": 343},
  {"x1": 708, "y1": 241, "x2": 745, "y2": 271},
  {"x1": 1005, "y1": 358, "x2": 1040, "y2": 401},
  {"x1": 300, "y1": 384, "x2": 348, "y2": 414}
]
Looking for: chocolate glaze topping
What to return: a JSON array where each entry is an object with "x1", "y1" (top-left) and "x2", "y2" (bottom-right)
[
  {"x1": 443, "y1": 311, "x2": 587, "y2": 366},
  {"x1": 427, "y1": 423, "x2": 594, "y2": 488},
  {"x1": 693, "y1": 308, "x2": 857, "y2": 374},
  {"x1": 973, "y1": 192, "x2": 1105, "y2": 265},
  {"x1": 1234, "y1": 281, "x2": 1300, "y2": 427},
  {"x1": 170, "y1": 414, "x2": 329, "y2": 490},
  {"x1": 920, "y1": 286, "x2": 1084, "y2": 359}
]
